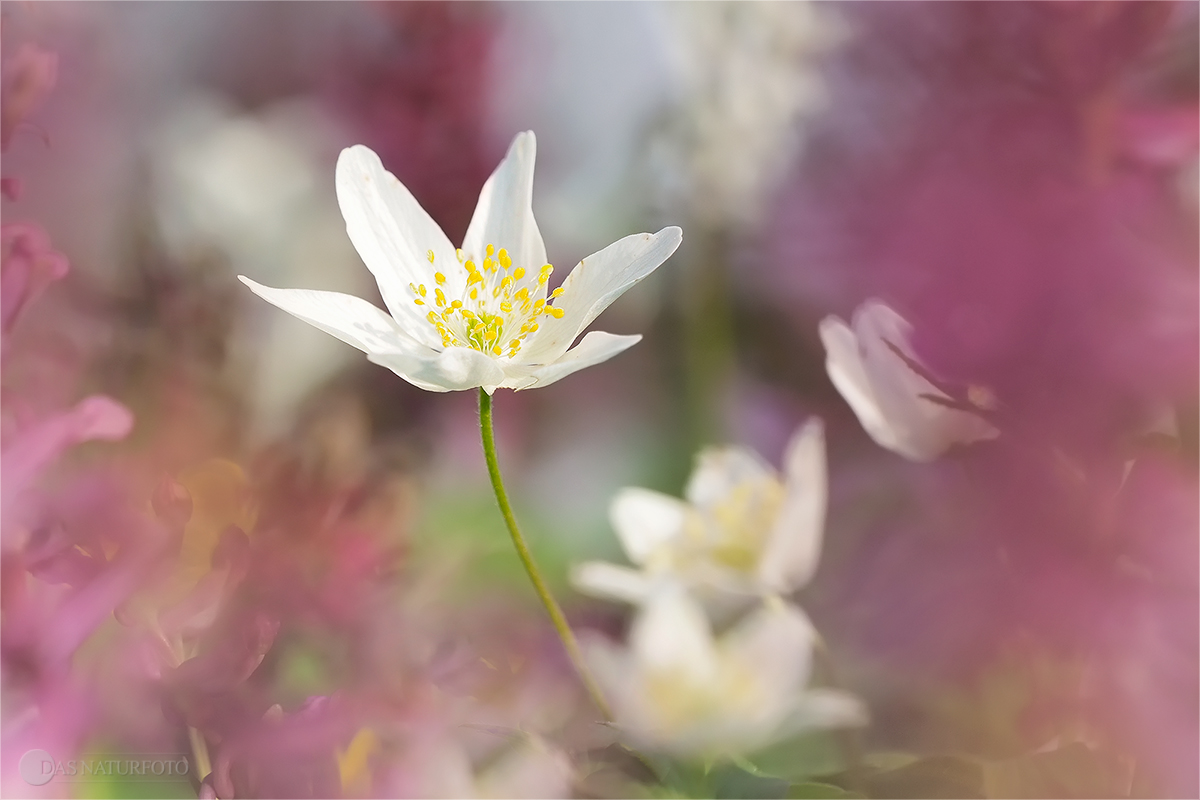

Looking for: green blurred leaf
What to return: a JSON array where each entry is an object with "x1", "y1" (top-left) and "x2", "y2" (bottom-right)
[
  {"x1": 711, "y1": 762, "x2": 789, "y2": 799},
  {"x1": 863, "y1": 754, "x2": 985, "y2": 799},
  {"x1": 787, "y1": 780, "x2": 864, "y2": 799},
  {"x1": 747, "y1": 732, "x2": 849, "y2": 782}
]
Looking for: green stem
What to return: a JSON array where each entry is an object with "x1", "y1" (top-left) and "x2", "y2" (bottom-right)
[{"x1": 477, "y1": 388, "x2": 614, "y2": 721}]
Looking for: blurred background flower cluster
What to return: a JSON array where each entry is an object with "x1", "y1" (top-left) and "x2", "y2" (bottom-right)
[{"x1": 2, "y1": 2, "x2": 1196, "y2": 798}]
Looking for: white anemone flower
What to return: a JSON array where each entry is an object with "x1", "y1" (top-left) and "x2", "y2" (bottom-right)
[
  {"x1": 572, "y1": 420, "x2": 826, "y2": 609},
  {"x1": 819, "y1": 300, "x2": 999, "y2": 462},
  {"x1": 240, "y1": 132, "x2": 682, "y2": 393},
  {"x1": 587, "y1": 587, "x2": 865, "y2": 758}
]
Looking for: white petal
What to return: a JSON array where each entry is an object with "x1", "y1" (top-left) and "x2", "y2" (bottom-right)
[
  {"x1": 335, "y1": 145, "x2": 456, "y2": 346},
  {"x1": 519, "y1": 227, "x2": 683, "y2": 363},
  {"x1": 758, "y1": 420, "x2": 827, "y2": 592},
  {"x1": 501, "y1": 331, "x2": 641, "y2": 391},
  {"x1": 609, "y1": 487, "x2": 689, "y2": 565},
  {"x1": 367, "y1": 345, "x2": 507, "y2": 394},
  {"x1": 722, "y1": 600, "x2": 815, "y2": 699},
  {"x1": 852, "y1": 300, "x2": 999, "y2": 461},
  {"x1": 461, "y1": 131, "x2": 547, "y2": 272},
  {"x1": 819, "y1": 314, "x2": 905, "y2": 454},
  {"x1": 853, "y1": 300, "x2": 949, "y2": 452},
  {"x1": 632, "y1": 586, "x2": 719, "y2": 684},
  {"x1": 476, "y1": 739, "x2": 574, "y2": 800},
  {"x1": 239, "y1": 276, "x2": 420, "y2": 354},
  {"x1": 778, "y1": 689, "x2": 869, "y2": 735},
  {"x1": 571, "y1": 561, "x2": 658, "y2": 605},
  {"x1": 684, "y1": 444, "x2": 775, "y2": 511}
]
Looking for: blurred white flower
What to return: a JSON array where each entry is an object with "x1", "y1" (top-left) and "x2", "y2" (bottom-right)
[
  {"x1": 150, "y1": 96, "x2": 369, "y2": 441},
  {"x1": 819, "y1": 300, "x2": 999, "y2": 462},
  {"x1": 363, "y1": 727, "x2": 574, "y2": 800},
  {"x1": 648, "y1": 1, "x2": 839, "y2": 227},
  {"x1": 242, "y1": 131, "x2": 682, "y2": 393},
  {"x1": 572, "y1": 420, "x2": 826, "y2": 609},
  {"x1": 587, "y1": 588, "x2": 865, "y2": 758}
]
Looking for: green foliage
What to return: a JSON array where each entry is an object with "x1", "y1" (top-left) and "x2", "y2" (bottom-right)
[
  {"x1": 745, "y1": 731, "x2": 850, "y2": 782},
  {"x1": 786, "y1": 781, "x2": 865, "y2": 799}
]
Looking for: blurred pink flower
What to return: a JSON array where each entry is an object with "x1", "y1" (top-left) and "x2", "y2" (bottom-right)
[{"x1": 0, "y1": 42, "x2": 57, "y2": 152}]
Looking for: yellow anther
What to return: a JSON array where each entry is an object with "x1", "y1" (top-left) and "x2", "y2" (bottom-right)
[
  {"x1": 551, "y1": 287, "x2": 565, "y2": 298},
  {"x1": 427, "y1": 249, "x2": 436, "y2": 263},
  {"x1": 413, "y1": 298, "x2": 425, "y2": 306},
  {"x1": 492, "y1": 346, "x2": 502, "y2": 355},
  {"x1": 486, "y1": 244, "x2": 495, "y2": 257},
  {"x1": 492, "y1": 287, "x2": 501, "y2": 298},
  {"x1": 461, "y1": 309, "x2": 475, "y2": 319},
  {"x1": 435, "y1": 272, "x2": 447, "y2": 285},
  {"x1": 467, "y1": 272, "x2": 483, "y2": 286},
  {"x1": 528, "y1": 322, "x2": 539, "y2": 333},
  {"x1": 509, "y1": 339, "x2": 521, "y2": 348},
  {"x1": 533, "y1": 299, "x2": 545, "y2": 313},
  {"x1": 470, "y1": 288, "x2": 479, "y2": 300},
  {"x1": 513, "y1": 267, "x2": 525, "y2": 280},
  {"x1": 483, "y1": 258, "x2": 493, "y2": 272},
  {"x1": 540, "y1": 264, "x2": 553, "y2": 275},
  {"x1": 500, "y1": 301, "x2": 513, "y2": 313},
  {"x1": 465, "y1": 259, "x2": 477, "y2": 272},
  {"x1": 499, "y1": 251, "x2": 511, "y2": 269},
  {"x1": 435, "y1": 288, "x2": 446, "y2": 306},
  {"x1": 418, "y1": 284, "x2": 427, "y2": 297},
  {"x1": 427, "y1": 311, "x2": 438, "y2": 323},
  {"x1": 456, "y1": 249, "x2": 465, "y2": 262},
  {"x1": 451, "y1": 300, "x2": 463, "y2": 309},
  {"x1": 501, "y1": 276, "x2": 514, "y2": 292},
  {"x1": 549, "y1": 307, "x2": 565, "y2": 319},
  {"x1": 514, "y1": 287, "x2": 529, "y2": 301}
]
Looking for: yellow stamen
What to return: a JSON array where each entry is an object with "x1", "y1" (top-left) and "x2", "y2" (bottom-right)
[{"x1": 427, "y1": 249, "x2": 436, "y2": 263}]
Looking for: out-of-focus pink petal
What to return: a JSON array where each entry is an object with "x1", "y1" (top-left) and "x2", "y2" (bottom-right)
[
  {"x1": 0, "y1": 43, "x2": 58, "y2": 151},
  {"x1": 1, "y1": 222, "x2": 69, "y2": 337}
]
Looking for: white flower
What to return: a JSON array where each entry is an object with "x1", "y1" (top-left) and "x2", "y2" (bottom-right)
[
  {"x1": 819, "y1": 300, "x2": 999, "y2": 462},
  {"x1": 587, "y1": 587, "x2": 865, "y2": 757},
  {"x1": 648, "y1": 1, "x2": 839, "y2": 227},
  {"x1": 572, "y1": 420, "x2": 826, "y2": 609},
  {"x1": 240, "y1": 132, "x2": 682, "y2": 393}
]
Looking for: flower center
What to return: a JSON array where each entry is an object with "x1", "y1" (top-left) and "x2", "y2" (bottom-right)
[{"x1": 408, "y1": 244, "x2": 565, "y2": 357}]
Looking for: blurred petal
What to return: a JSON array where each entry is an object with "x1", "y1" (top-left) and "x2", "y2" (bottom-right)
[
  {"x1": 819, "y1": 314, "x2": 901, "y2": 453},
  {"x1": 723, "y1": 600, "x2": 815, "y2": 698},
  {"x1": 461, "y1": 131, "x2": 547, "y2": 273},
  {"x1": 779, "y1": 689, "x2": 870, "y2": 735},
  {"x1": 632, "y1": 586, "x2": 718, "y2": 683},
  {"x1": 571, "y1": 561, "x2": 657, "y2": 604},
  {"x1": 685, "y1": 445, "x2": 774, "y2": 510},
  {"x1": 609, "y1": 487, "x2": 689, "y2": 565},
  {"x1": 759, "y1": 419, "x2": 827, "y2": 591}
]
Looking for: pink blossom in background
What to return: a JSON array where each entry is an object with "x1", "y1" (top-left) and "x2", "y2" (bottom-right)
[{"x1": 763, "y1": 2, "x2": 1197, "y2": 795}]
